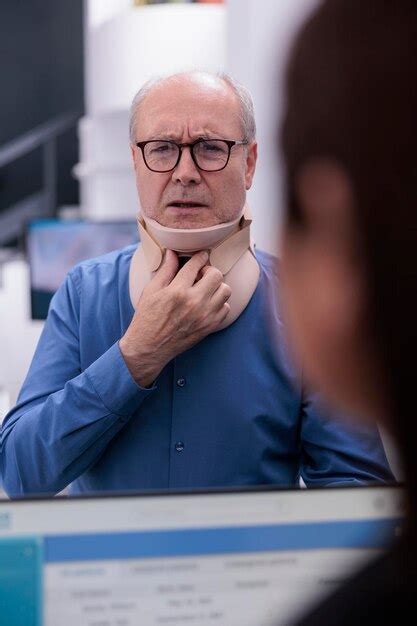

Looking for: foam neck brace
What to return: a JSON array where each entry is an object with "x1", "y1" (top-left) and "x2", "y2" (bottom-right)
[{"x1": 129, "y1": 205, "x2": 260, "y2": 331}]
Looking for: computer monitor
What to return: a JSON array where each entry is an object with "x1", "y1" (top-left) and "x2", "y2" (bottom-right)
[
  {"x1": 0, "y1": 485, "x2": 404, "y2": 626},
  {"x1": 26, "y1": 219, "x2": 139, "y2": 320}
]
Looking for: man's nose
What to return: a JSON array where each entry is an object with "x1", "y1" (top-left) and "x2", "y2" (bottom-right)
[{"x1": 171, "y1": 146, "x2": 201, "y2": 185}]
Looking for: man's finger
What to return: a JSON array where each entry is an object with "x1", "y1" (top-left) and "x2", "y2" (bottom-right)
[
  {"x1": 210, "y1": 282, "x2": 232, "y2": 310},
  {"x1": 171, "y1": 251, "x2": 209, "y2": 288},
  {"x1": 148, "y1": 249, "x2": 179, "y2": 291},
  {"x1": 193, "y1": 265, "x2": 224, "y2": 298}
]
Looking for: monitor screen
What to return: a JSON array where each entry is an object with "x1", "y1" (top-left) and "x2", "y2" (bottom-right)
[
  {"x1": 0, "y1": 485, "x2": 404, "y2": 626},
  {"x1": 26, "y1": 219, "x2": 139, "y2": 320}
]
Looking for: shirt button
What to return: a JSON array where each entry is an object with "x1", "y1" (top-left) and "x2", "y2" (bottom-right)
[
  {"x1": 176, "y1": 377, "x2": 186, "y2": 388},
  {"x1": 175, "y1": 441, "x2": 185, "y2": 452}
]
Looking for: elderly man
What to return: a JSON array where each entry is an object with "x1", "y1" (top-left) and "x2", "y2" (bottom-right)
[{"x1": 0, "y1": 72, "x2": 392, "y2": 495}]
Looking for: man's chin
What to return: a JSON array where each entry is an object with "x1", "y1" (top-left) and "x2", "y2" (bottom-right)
[{"x1": 160, "y1": 206, "x2": 216, "y2": 230}]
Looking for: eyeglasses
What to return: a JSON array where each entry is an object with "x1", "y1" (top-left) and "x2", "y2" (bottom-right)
[{"x1": 135, "y1": 139, "x2": 248, "y2": 173}]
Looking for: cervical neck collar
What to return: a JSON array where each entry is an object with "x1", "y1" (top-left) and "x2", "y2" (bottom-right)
[{"x1": 129, "y1": 204, "x2": 260, "y2": 331}]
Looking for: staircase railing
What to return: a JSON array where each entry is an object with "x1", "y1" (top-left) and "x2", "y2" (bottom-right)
[{"x1": 0, "y1": 112, "x2": 79, "y2": 245}]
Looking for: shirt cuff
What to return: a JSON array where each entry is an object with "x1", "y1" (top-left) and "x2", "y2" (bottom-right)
[{"x1": 85, "y1": 342, "x2": 157, "y2": 418}]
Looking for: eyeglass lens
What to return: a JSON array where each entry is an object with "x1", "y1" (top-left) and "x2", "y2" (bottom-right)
[{"x1": 144, "y1": 140, "x2": 229, "y2": 172}]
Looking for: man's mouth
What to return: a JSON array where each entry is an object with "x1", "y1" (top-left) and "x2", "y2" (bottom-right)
[{"x1": 168, "y1": 202, "x2": 207, "y2": 208}]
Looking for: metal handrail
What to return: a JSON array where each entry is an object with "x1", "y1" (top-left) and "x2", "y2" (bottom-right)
[
  {"x1": 0, "y1": 112, "x2": 78, "y2": 169},
  {"x1": 0, "y1": 112, "x2": 80, "y2": 245}
]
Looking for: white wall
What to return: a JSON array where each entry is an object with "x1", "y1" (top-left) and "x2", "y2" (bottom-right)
[
  {"x1": 87, "y1": 4, "x2": 226, "y2": 116},
  {"x1": 86, "y1": 0, "x2": 132, "y2": 30},
  {"x1": 84, "y1": 0, "x2": 132, "y2": 113},
  {"x1": 226, "y1": 0, "x2": 319, "y2": 255}
]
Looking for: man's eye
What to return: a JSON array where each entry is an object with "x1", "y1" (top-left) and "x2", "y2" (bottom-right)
[
  {"x1": 151, "y1": 144, "x2": 171, "y2": 154},
  {"x1": 203, "y1": 142, "x2": 222, "y2": 152},
  {"x1": 201, "y1": 142, "x2": 227, "y2": 155}
]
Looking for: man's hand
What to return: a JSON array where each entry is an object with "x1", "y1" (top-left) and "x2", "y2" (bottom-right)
[{"x1": 119, "y1": 250, "x2": 231, "y2": 387}]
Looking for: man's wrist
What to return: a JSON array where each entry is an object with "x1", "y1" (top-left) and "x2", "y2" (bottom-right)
[{"x1": 118, "y1": 337, "x2": 162, "y2": 389}]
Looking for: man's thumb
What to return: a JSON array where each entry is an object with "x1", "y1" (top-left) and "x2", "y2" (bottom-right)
[{"x1": 149, "y1": 249, "x2": 179, "y2": 290}]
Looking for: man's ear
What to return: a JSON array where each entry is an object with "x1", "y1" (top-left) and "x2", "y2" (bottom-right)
[
  {"x1": 130, "y1": 144, "x2": 138, "y2": 169},
  {"x1": 245, "y1": 141, "x2": 258, "y2": 190}
]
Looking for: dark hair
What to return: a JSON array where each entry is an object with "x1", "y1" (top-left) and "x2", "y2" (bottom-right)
[{"x1": 281, "y1": 0, "x2": 417, "y2": 517}]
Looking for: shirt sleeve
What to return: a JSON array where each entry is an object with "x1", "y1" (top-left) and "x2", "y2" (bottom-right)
[
  {"x1": 0, "y1": 271, "x2": 156, "y2": 496},
  {"x1": 299, "y1": 391, "x2": 394, "y2": 486}
]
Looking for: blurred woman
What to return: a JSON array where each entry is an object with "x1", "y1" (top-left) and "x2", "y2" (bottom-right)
[{"x1": 280, "y1": 0, "x2": 417, "y2": 623}]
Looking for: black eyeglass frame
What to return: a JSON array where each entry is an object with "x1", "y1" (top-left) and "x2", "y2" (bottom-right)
[{"x1": 135, "y1": 139, "x2": 249, "y2": 173}]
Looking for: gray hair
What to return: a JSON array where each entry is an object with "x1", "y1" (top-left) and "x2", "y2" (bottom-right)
[{"x1": 129, "y1": 71, "x2": 256, "y2": 144}]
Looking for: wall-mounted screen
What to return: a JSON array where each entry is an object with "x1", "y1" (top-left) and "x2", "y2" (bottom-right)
[{"x1": 26, "y1": 219, "x2": 139, "y2": 320}]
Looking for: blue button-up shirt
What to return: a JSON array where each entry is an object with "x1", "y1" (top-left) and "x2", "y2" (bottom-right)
[{"x1": 0, "y1": 246, "x2": 392, "y2": 495}]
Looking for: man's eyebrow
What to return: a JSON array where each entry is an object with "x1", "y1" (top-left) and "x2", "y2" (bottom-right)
[
  {"x1": 147, "y1": 134, "x2": 179, "y2": 141},
  {"x1": 146, "y1": 133, "x2": 221, "y2": 142},
  {"x1": 194, "y1": 134, "x2": 218, "y2": 140}
]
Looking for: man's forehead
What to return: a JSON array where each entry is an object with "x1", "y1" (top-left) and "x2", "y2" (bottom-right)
[
  {"x1": 136, "y1": 76, "x2": 242, "y2": 137},
  {"x1": 142, "y1": 115, "x2": 238, "y2": 141}
]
